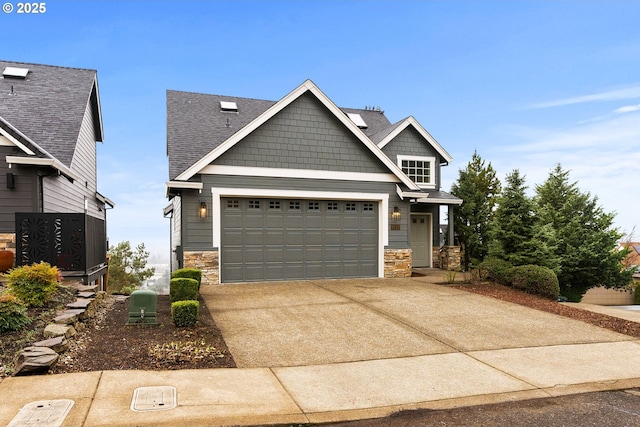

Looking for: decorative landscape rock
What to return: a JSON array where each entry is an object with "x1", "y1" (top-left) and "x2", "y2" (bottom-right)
[
  {"x1": 54, "y1": 309, "x2": 85, "y2": 325},
  {"x1": 66, "y1": 298, "x2": 96, "y2": 319},
  {"x1": 43, "y1": 324, "x2": 76, "y2": 339},
  {"x1": 13, "y1": 346, "x2": 59, "y2": 376},
  {"x1": 33, "y1": 336, "x2": 69, "y2": 353}
]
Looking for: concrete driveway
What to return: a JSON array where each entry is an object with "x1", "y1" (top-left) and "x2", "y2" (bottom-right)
[{"x1": 200, "y1": 275, "x2": 633, "y2": 368}]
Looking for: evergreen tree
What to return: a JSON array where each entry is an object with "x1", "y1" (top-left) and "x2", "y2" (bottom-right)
[
  {"x1": 489, "y1": 170, "x2": 554, "y2": 267},
  {"x1": 107, "y1": 241, "x2": 155, "y2": 294},
  {"x1": 535, "y1": 165, "x2": 632, "y2": 301},
  {"x1": 450, "y1": 151, "x2": 501, "y2": 270}
]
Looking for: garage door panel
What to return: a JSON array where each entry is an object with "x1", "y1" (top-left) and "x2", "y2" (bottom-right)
[{"x1": 221, "y1": 197, "x2": 379, "y2": 283}]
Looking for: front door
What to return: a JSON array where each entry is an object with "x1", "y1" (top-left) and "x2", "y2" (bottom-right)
[{"x1": 410, "y1": 214, "x2": 431, "y2": 267}]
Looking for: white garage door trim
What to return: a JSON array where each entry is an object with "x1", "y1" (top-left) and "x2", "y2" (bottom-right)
[{"x1": 211, "y1": 188, "x2": 389, "y2": 281}]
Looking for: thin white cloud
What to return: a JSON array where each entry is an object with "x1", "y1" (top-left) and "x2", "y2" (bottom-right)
[
  {"x1": 614, "y1": 104, "x2": 640, "y2": 114},
  {"x1": 526, "y1": 85, "x2": 640, "y2": 109}
]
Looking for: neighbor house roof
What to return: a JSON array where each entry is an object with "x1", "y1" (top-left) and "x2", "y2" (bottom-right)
[{"x1": 0, "y1": 60, "x2": 103, "y2": 168}]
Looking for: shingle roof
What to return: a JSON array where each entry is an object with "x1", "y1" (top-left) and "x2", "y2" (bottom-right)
[
  {"x1": 0, "y1": 60, "x2": 101, "y2": 167},
  {"x1": 166, "y1": 90, "x2": 397, "y2": 180},
  {"x1": 166, "y1": 90, "x2": 276, "y2": 180}
]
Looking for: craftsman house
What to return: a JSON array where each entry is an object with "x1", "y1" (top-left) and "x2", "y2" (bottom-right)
[
  {"x1": 0, "y1": 60, "x2": 113, "y2": 288},
  {"x1": 165, "y1": 80, "x2": 461, "y2": 284}
]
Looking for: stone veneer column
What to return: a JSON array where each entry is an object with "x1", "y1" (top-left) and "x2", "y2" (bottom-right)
[
  {"x1": 183, "y1": 251, "x2": 219, "y2": 285},
  {"x1": 384, "y1": 248, "x2": 412, "y2": 278},
  {"x1": 439, "y1": 246, "x2": 461, "y2": 271}
]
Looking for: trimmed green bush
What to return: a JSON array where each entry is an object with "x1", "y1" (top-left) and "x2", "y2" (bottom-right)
[
  {"x1": 478, "y1": 258, "x2": 513, "y2": 285},
  {"x1": 171, "y1": 268, "x2": 202, "y2": 289},
  {"x1": 510, "y1": 265, "x2": 560, "y2": 300},
  {"x1": 4, "y1": 262, "x2": 60, "y2": 307},
  {"x1": 169, "y1": 277, "x2": 198, "y2": 302},
  {"x1": 0, "y1": 293, "x2": 30, "y2": 333},
  {"x1": 635, "y1": 283, "x2": 640, "y2": 305},
  {"x1": 171, "y1": 300, "x2": 199, "y2": 327}
]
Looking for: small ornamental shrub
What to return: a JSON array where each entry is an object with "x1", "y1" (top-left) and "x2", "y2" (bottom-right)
[
  {"x1": 510, "y1": 265, "x2": 560, "y2": 300},
  {"x1": 4, "y1": 262, "x2": 60, "y2": 307},
  {"x1": 478, "y1": 258, "x2": 513, "y2": 285},
  {"x1": 171, "y1": 300, "x2": 199, "y2": 327},
  {"x1": 169, "y1": 278, "x2": 199, "y2": 302},
  {"x1": 0, "y1": 293, "x2": 30, "y2": 333},
  {"x1": 171, "y1": 268, "x2": 202, "y2": 290},
  {"x1": 635, "y1": 283, "x2": 640, "y2": 305}
]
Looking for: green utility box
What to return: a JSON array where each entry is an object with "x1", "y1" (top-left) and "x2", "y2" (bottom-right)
[{"x1": 126, "y1": 289, "x2": 158, "y2": 325}]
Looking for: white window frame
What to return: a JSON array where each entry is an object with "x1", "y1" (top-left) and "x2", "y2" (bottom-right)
[{"x1": 397, "y1": 155, "x2": 436, "y2": 189}]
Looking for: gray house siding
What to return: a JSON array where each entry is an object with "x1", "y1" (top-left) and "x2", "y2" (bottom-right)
[
  {"x1": 381, "y1": 127, "x2": 442, "y2": 190},
  {"x1": 42, "y1": 102, "x2": 102, "y2": 218},
  {"x1": 216, "y1": 92, "x2": 389, "y2": 174},
  {"x1": 0, "y1": 146, "x2": 39, "y2": 232},
  {"x1": 179, "y1": 176, "x2": 408, "y2": 251}
]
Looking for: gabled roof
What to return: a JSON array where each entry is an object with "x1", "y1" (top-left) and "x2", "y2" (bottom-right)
[
  {"x1": 0, "y1": 60, "x2": 103, "y2": 168},
  {"x1": 377, "y1": 116, "x2": 453, "y2": 164},
  {"x1": 168, "y1": 80, "x2": 420, "y2": 190}
]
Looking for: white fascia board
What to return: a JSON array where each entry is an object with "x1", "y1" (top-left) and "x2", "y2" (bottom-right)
[
  {"x1": 415, "y1": 197, "x2": 463, "y2": 205},
  {"x1": 6, "y1": 156, "x2": 80, "y2": 182},
  {"x1": 200, "y1": 165, "x2": 399, "y2": 183},
  {"x1": 175, "y1": 80, "x2": 420, "y2": 191},
  {"x1": 378, "y1": 117, "x2": 453, "y2": 164},
  {"x1": 165, "y1": 181, "x2": 204, "y2": 197},
  {"x1": 0, "y1": 127, "x2": 36, "y2": 155},
  {"x1": 396, "y1": 184, "x2": 429, "y2": 200}
]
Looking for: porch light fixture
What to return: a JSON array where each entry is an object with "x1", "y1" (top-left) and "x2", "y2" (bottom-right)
[
  {"x1": 199, "y1": 201, "x2": 208, "y2": 218},
  {"x1": 392, "y1": 206, "x2": 401, "y2": 222}
]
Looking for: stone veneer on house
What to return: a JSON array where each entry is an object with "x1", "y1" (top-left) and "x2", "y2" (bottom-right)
[
  {"x1": 0, "y1": 233, "x2": 15, "y2": 251},
  {"x1": 384, "y1": 248, "x2": 413, "y2": 278},
  {"x1": 439, "y1": 246, "x2": 461, "y2": 271},
  {"x1": 183, "y1": 250, "x2": 219, "y2": 285},
  {"x1": 182, "y1": 248, "x2": 414, "y2": 284}
]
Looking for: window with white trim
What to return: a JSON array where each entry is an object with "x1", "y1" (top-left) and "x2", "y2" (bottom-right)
[{"x1": 398, "y1": 155, "x2": 436, "y2": 189}]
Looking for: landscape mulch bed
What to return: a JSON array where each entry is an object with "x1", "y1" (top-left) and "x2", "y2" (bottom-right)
[
  {"x1": 453, "y1": 281, "x2": 640, "y2": 338},
  {"x1": 49, "y1": 293, "x2": 236, "y2": 374}
]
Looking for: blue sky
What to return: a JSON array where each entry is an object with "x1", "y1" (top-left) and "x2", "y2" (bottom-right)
[{"x1": 2, "y1": 0, "x2": 639, "y2": 260}]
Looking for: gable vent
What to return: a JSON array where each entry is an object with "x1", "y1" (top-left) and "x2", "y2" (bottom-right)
[
  {"x1": 220, "y1": 101, "x2": 238, "y2": 112},
  {"x1": 2, "y1": 67, "x2": 29, "y2": 79},
  {"x1": 347, "y1": 113, "x2": 368, "y2": 129}
]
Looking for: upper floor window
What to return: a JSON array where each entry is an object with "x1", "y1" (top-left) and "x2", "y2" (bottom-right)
[{"x1": 398, "y1": 155, "x2": 436, "y2": 189}]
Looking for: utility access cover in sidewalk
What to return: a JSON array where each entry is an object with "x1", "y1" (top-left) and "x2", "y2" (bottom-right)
[
  {"x1": 7, "y1": 399, "x2": 74, "y2": 427},
  {"x1": 131, "y1": 386, "x2": 177, "y2": 411}
]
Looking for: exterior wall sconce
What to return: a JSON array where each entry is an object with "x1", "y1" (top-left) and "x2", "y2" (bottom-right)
[
  {"x1": 392, "y1": 206, "x2": 401, "y2": 222},
  {"x1": 199, "y1": 201, "x2": 208, "y2": 218},
  {"x1": 6, "y1": 173, "x2": 16, "y2": 189}
]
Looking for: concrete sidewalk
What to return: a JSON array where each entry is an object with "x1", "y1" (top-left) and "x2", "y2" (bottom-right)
[{"x1": 2, "y1": 277, "x2": 640, "y2": 426}]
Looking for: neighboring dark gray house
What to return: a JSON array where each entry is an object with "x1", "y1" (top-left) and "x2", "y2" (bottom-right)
[
  {"x1": 0, "y1": 60, "x2": 113, "y2": 287},
  {"x1": 165, "y1": 80, "x2": 461, "y2": 284}
]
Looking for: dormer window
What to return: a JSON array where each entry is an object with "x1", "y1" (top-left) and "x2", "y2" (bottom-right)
[
  {"x1": 398, "y1": 155, "x2": 436, "y2": 189},
  {"x1": 220, "y1": 101, "x2": 238, "y2": 112}
]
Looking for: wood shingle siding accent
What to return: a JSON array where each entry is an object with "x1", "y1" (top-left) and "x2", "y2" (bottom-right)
[
  {"x1": 215, "y1": 93, "x2": 389, "y2": 174},
  {"x1": 381, "y1": 126, "x2": 442, "y2": 189}
]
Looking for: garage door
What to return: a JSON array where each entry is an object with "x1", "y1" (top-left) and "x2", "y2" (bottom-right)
[{"x1": 221, "y1": 198, "x2": 378, "y2": 282}]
